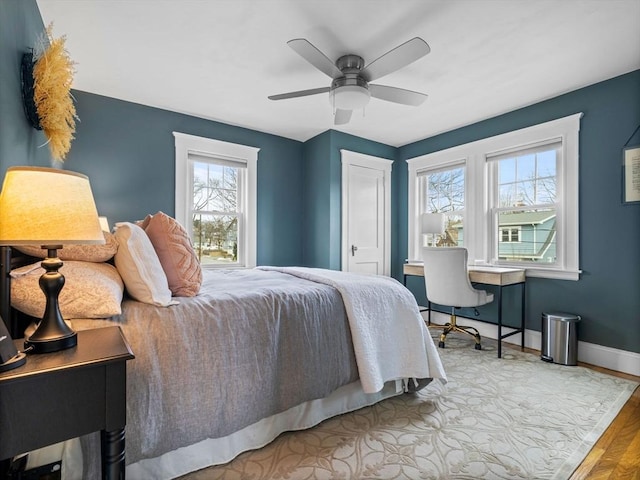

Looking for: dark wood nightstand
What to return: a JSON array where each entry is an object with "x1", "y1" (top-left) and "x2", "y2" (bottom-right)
[{"x1": 0, "y1": 326, "x2": 134, "y2": 479}]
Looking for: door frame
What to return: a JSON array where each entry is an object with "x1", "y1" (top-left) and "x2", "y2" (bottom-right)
[{"x1": 340, "y1": 149, "x2": 393, "y2": 275}]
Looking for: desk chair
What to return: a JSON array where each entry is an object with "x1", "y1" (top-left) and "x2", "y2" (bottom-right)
[{"x1": 421, "y1": 247, "x2": 494, "y2": 350}]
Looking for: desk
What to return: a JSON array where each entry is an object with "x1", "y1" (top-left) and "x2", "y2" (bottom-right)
[
  {"x1": 0, "y1": 327, "x2": 134, "y2": 479},
  {"x1": 403, "y1": 262, "x2": 526, "y2": 358}
]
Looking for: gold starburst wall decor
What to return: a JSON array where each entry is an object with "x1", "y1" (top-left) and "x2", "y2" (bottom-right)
[{"x1": 21, "y1": 23, "x2": 78, "y2": 162}]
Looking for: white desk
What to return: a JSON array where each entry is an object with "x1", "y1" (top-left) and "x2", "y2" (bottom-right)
[{"x1": 403, "y1": 262, "x2": 526, "y2": 358}]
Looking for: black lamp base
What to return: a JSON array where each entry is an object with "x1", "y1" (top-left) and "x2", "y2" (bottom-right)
[
  {"x1": 24, "y1": 331, "x2": 77, "y2": 354},
  {"x1": 23, "y1": 248, "x2": 78, "y2": 354}
]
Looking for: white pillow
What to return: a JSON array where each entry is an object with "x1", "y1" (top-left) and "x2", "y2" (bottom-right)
[{"x1": 113, "y1": 222, "x2": 177, "y2": 307}]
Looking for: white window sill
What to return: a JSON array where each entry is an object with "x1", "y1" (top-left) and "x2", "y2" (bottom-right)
[{"x1": 524, "y1": 268, "x2": 581, "y2": 281}]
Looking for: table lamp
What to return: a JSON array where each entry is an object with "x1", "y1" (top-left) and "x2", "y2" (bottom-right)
[
  {"x1": 0, "y1": 167, "x2": 104, "y2": 353},
  {"x1": 421, "y1": 212, "x2": 445, "y2": 247}
]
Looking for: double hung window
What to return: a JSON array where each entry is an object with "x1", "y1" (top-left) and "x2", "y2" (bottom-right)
[
  {"x1": 407, "y1": 113, "x2": 581, "y2": 280},
  {"x1": 174, "y1": 132, "x2": 259, "y2": 268},
  {"x1": 418, "y1": 164, "x2": 465, "y2": 247},
  {"x1": 488, "y1": 142, "x2": 559, "y2": 264}
]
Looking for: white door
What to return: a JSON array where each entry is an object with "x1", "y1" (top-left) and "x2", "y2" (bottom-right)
[{"x1": 341, "y1": 150, "x2": 392, "y2": 275}]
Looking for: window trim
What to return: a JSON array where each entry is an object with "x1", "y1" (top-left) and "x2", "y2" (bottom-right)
[
  {"x1": 407, "y1": 113, "x2": 582, "y2": 280},
  {"x1": 173, "y1": 132, "x2": 259, "y2": 268}
]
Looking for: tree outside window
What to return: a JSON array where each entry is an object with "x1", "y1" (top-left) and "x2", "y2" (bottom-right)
[
  {"x1": 192, "y1": 162, "x2": 239, "y2": 265},
  {"x1": 422, "y1": 166, "x2": 465, "y2": 247}
]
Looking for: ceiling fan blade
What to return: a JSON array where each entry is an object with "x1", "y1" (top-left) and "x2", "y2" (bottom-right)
[
  {"x1": 287, "y1": 38, "x2": 342, "y2": 79},
  {"x1": 268, "y1": 87, "x2": 331, "y2": 101},
  {"x1": 362, "y1": 37, "x2": 431, "y2": 82},
  {"x1": 369, "y1": 84, "x2": 428, "y2": 106},
  {"x1": 334, "y1": 109, "x2": 352, "y2": 125}
]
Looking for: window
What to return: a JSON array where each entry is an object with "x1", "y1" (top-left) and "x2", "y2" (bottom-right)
[
  {"x1": 489, "y1": 142, "x2": 559, "y2": 263},
  {"x1": 419, "y1": 165, "x2": 465, "y2": 247},
  {"x1": 500, "y1": 227, "x2": 521, "y2": 243},
  {"x1": 174, "y1": 132, "x2": 259, "y2": 268},
  {"x1": 407, "y1": 113, "x2": 582, "y2": 280}
]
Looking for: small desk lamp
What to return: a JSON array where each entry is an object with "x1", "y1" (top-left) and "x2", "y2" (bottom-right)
[
  {"x1": 421, "y1": 212, "x2": 445, "y2": 247},
  {"x1": 0, "y1": 167, "x2": 104, "y2": 353}
]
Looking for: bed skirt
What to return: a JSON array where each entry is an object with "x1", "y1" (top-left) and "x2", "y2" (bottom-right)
[{"x1": 123, "y1": 379, "x2": 404, "y2": 479}]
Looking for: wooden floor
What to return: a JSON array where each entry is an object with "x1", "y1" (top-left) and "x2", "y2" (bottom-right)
[
  {"x1": 508, "y1": 344, "x2": 640, "y2": 480},
  {"x1": 569, "y1": 364, "x2": 640, "y2": 480}
]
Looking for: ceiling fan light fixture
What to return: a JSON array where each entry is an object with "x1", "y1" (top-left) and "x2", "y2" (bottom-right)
[{"x1": 331, "y1": 85, "x2": 371, "y2": 110}]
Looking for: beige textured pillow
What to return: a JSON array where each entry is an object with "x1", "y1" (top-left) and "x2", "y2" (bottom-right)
[
  {"x1": 113, "y1": 222, "x2": 177, "y2": 306},
  {"x1": 144, "y1": 212, "x2": 202, "y2": 297},
  {"x1": 11, "y1": 261, "x2": 124, "y2": 319},
  {"x1": 14, "y1": 231, "x2": 118, "y2": 262}
]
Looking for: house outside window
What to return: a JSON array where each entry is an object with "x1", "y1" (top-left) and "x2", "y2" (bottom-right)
[
  {"x1": 407, "y1": 113, "x2": 582, "y2": 280},
  {"x1": 173, "y1": 132, "x2": 259, "y2": 268}
]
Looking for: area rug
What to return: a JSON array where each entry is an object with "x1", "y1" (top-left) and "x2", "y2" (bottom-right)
[{"x1": 180, "y1": 334, "x2": 638, "y2": 480}]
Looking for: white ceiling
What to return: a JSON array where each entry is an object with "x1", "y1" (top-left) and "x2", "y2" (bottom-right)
[{"x1": 36, "y1": 0, "x2": 640, "y2": 147}]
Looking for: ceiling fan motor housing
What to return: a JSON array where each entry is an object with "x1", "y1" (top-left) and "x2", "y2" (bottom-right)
[{"x1": 330, "y1": 55, "x2": 370, "y2": 110}]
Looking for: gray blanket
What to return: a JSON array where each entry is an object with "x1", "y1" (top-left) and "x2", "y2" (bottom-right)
[{"x1": 71, "y1": 268, "x2": 358, "y2": 466}]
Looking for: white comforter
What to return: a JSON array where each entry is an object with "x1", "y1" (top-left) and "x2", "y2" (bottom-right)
[{"x1": 258, "y1": 267, "x2": 447, "y2": 393}]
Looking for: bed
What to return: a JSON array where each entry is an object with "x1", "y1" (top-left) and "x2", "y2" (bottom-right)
[{"x1": 1, "y1": 217, "x2": 446, "y2": 480}]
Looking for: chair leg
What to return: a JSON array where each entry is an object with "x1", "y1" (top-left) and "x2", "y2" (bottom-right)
[{"x1": 436, "y1": 313, "x2": 482, "y2": 350}]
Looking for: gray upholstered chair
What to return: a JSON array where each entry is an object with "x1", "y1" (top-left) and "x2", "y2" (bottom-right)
[{"x1": 421, "y1": 247, "x2": 494, "y2": 350}]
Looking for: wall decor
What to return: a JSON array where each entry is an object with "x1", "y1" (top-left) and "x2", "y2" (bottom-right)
[
  {"x1": 20, "y1": 24, "x2": 78, "y2": 162},
  {"x1": 623, "y1": 145, "x2": 640, "y2": 204},
  {"x1": 622, "y1": 124, "x2": 640, "y2": 204}
]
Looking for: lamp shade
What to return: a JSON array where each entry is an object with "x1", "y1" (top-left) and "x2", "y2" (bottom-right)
[
  {"x1": 421, "y1": 212, "x2": 446, "y2": 235},
  {"x1": 0, "y1": 167, "x2": 104, "y2": 246}
]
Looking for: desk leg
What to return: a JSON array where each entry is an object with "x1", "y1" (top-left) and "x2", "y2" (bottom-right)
[
  {"x1": 521, "y1": 282, "x2": 526, "y2": 351},
  {"x1": 101, "y1": 428, "x2": 125, "y2": 480},
  {"x1": 497, "y1": 286, "x2": 503, "y2": 358}
]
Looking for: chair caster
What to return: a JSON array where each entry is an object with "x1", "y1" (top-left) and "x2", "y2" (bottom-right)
[
  {"x1": 438, "y1": 341, "x2": 445, "y2": 348},
  {"x1": 474, "y1": 343, "x2": 482, "y2": 350}
]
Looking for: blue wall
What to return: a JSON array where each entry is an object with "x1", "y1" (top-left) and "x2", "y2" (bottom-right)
[
  {"x1": 399, "y1": 70, "x2": 640, "y2": 353},
  {"x1": 302, "y1": 130, "x2": 397, "y2": 270},
  {"x1": 66, "y1": 91, "x2": 305, "y2": 267},
  {"x1": 0, "y1": 0, "x2": 49, "y2": 170}
]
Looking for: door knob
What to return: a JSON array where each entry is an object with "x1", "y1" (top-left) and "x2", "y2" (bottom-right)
[{"x1": 351, "y1": 245, "x2": 358, "y2": 256}]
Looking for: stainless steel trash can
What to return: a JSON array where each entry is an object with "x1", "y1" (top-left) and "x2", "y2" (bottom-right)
[{"x1": 541, "y1": 312, "x2": 581, "y2": 365}]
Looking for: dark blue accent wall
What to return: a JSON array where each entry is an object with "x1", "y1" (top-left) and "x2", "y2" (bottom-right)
[
  {"x1": 0, "y1": 0, "x2": 49, "y2": 171},
  {"x1": 302, "y1": 130, "x2": 397, "y2": 270},
  {"x1": 398, "y1": 70, "x2": 640, "y2": 354},
  {"x1": 67, "y1": 91, "x2": 305, "y2": 267}
]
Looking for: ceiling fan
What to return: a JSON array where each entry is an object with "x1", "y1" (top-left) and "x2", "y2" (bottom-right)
[{"x1": 268, "y1": 37, "x2": 431, "y2": 125}]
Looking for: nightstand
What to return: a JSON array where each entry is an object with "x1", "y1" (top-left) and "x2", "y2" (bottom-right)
[{"x1": 0, "y1": 326, "x2": 134, "y2": 479}]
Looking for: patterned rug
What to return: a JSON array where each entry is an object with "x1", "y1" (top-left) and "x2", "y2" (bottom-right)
[{"x1": 180, "y1": 334, "x2": 638, "y2": 480}]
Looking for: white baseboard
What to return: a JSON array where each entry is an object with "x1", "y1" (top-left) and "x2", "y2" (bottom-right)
[{"x1": 424, "y1": 311, "x2": 640, "y2": 377}]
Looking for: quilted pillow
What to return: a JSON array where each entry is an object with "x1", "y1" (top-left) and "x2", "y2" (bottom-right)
[
  {"x1": 11, "y1": 261, "x2": 124, "y2": 319},
  {"x1": 143, "y1": 212, "x2": 202, "y2": 297},
  {"x1": 14, "y1": 231, "x2": 118, "y2": 262},
  {"x1": 113, "y1": 222, "x2": 177, "y2": 307}
]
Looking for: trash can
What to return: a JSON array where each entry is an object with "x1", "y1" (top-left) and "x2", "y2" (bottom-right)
[{"x1": 541, "y1": 312, "x2": 581, "y2": 365}]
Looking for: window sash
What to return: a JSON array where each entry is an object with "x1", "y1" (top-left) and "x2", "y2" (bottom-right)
[
  {"x1": 417, "y1": 164, "x2": 466, "y2": 248},
  {"x1": 189, "y1": 159, "x2": 244, "y2": 266},
  {"x1": 489, "y1": 141, "x2": 561, "y2": 267}
]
